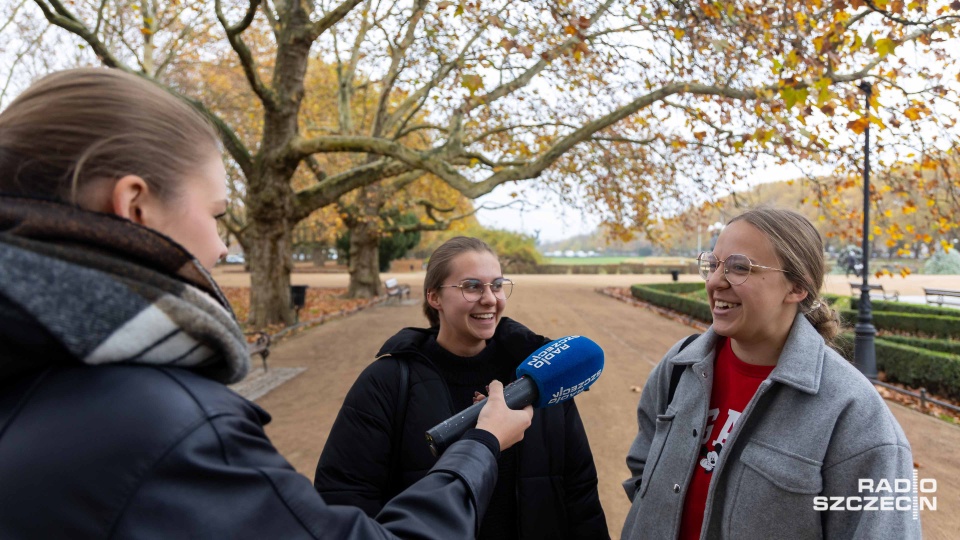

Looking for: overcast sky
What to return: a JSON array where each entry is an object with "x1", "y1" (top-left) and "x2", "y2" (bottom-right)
[{"x1": 474, "y1": 162, "x2": 816, "y2": 244}]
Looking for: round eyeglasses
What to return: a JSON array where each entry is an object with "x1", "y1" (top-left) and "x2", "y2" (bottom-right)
[
  {"x1": 697, "y1": 252, "x2": 787, "y2": 285},
  {"x1": 438, "y1": 278, "x2": 514, "y2": 302}
]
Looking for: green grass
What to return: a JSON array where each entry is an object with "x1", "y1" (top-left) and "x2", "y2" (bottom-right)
[
  {"x1": 542, "y1": 256, "x2": 696, "y2": 265},
  {"x1": 544, "y1": 256, "x2": 645, "y2": 265}
]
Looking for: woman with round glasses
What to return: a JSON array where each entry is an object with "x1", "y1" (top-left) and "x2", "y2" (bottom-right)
[
  {"x1": 622, "y1": 208, "x2": 917, "y2": 539},
  {"x1": 315, "y1": 236, "x2": 609, "y2": 539}
]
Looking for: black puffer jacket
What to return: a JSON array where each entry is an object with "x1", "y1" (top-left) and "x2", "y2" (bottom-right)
[
  {"x1": 315, "y1": 318, "x2": 609, "y2": 539},
  {"x1": 0, "y1": 196, "x2": 502, "y2": 539}
]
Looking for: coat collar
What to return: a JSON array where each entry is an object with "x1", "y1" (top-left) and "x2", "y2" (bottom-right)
[
  {"x1": 376, "y1": 316, "x2": 546, "y2": 368},
  {"x1": 668, "y1": 313, "x2": 823, "y2": 395}
]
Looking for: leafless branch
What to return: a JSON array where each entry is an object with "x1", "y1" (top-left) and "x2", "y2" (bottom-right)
[{"x1": 214, "y1": 0, "x2": 278, "y2": 109}]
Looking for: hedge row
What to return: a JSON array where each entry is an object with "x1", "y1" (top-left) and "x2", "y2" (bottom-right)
[
  {"x1": 836, "y1": 333, "x2": 960, "y2": 401},
  {"x1": 876, "y1": 335, "x2": 960, "y2": 356},
  {"x1": 850, "y1": 297, "x2": 960, "y2": 317},
  {"x1": 630, "y1": 284, "x2": 712, "y2": 322},
  {"x1": 642, "y1": 282, "x2": 707, "y2": 294},
  {"x1": 631, "y1": 286, "x2": 960, "y2": 398},
  {"x1": 838, "y1": 309, "x2": 960, "y2": 340}
]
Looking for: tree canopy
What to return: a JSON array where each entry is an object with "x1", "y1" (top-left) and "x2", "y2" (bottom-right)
[{"x1": 7, "y1": 0, "x2": 959, "y2": 325}]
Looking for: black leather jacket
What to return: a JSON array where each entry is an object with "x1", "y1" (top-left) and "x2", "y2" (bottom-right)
[
  {"x1": 0, "y1": 197, "x2": 502, "y2": 539},
  {"x1": 315, "y1": 318, "x2": 609, "y2": 539}
]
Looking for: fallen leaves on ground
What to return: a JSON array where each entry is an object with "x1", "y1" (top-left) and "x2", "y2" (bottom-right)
[
  {"x1": 874, "y1": 375, "x2": 960, "y2": 425},
  {"x1": 222, "y1": 287, "x2": 377, "y2": 337}
]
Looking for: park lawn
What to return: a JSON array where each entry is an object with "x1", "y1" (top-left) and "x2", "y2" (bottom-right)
[
  {"x1": 544, "y1": 256, "x2": 644, "y2": 265},
  {"x1": 543, "y1": 256, "x2": 695, "y2": 265}
]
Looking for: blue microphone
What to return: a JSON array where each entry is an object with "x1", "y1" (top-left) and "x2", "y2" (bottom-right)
[{"x1": 425, "y1": 336, "x2": 604, "y2": 456}]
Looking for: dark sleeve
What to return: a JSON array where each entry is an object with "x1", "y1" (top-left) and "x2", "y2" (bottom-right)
[
  {"x1": 561, "y1": 399, "x2": 611, "y2": 539},
  {"x1": 314, "y1": 359, "x2": 400, "y2": 516},
  {"x1": 112, "y1": 410, "x2": 498, "y2": 539}
]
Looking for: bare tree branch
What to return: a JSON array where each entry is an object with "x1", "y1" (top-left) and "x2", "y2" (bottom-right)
[
  {"x1": 292, "y1": 159, "x2": 410, "y2": 221},
  {"x1": 214, "y1": 0, "x2": 278, "y2": 110},
  {"x1": 309, "y1": 0, "x2": 364, "y2": 40},
  {"x1": 33, "y1": 0, "x2": 127, "y2": 69}
]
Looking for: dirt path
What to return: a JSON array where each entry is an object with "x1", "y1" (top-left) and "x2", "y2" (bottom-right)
[{"x1": 243, "y1": 271, "x2": 959, "y2": 538}]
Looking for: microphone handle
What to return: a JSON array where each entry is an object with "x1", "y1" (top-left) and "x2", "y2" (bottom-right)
[{"x1": 425, "y1": 376, "x2": 538, "y2": 457}]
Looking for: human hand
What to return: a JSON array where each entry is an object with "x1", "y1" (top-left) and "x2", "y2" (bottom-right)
[{"x1": 475, "y1": 380, "x2": 533, "y2": 450}]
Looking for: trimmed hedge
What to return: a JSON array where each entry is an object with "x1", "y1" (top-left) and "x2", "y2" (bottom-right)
[
  {"x1": 630, "y1": 284, "x2": 712, "y2": 322},
  {"x1": 850, "y1": 297, "x2": 960, "y2": 317},
  {"x1": 643, "y1": 282, "x2": 707, "y2": 294},
  {"x1": 822, "y1": 293, "x2": 846, "y2": 307},
  {"x1": 839, "y1": 309, "x2": 960, "y2": 340},
  {"x1": 837, "y1": 333, "x2": 960, "y2": 401},
  {"x1": 877, "y1": 335, "x2": 960, "y2": 356}
]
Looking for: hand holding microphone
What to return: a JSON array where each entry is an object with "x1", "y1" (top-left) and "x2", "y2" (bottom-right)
[
  {"x1": 475, "y1": 380, "x2": 534, "y2": 451},
  {"x1": 426, "y1": 335, "x2": 604, "y2": 456}
]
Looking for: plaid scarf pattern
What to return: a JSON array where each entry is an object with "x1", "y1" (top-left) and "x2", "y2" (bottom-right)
[{"x1": 0, "y1": 196, "x2": 249, "y2": 384}]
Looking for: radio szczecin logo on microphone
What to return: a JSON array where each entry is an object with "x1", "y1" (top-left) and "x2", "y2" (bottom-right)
[{"x1": 524, "y1": 336, "x2": 602, "y2": 405}]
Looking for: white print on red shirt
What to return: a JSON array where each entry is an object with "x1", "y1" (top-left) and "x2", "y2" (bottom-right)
[{"x1": 698, "y1": 408, "x2": 741, "y2": 473}]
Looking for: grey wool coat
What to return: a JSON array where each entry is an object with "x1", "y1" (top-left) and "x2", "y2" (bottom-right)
[{"x1": 621, "y1": 314, "x2": 921, "y2": 540}]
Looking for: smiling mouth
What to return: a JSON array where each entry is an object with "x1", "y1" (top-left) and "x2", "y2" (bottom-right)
[
  {"x1": 470, "y1": 313, "x2": 495, "y2": 320},
  {"x1": 714, "y1": 300, "x2": 741, "y2": 311}
]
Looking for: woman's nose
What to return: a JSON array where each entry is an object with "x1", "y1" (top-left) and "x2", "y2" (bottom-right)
[
  {"x1": 706, "y1": 263, "x2": 729, "y2": 289},
  {"x1": 478, "y1": 284, "x2": 497, "y2": 305}
]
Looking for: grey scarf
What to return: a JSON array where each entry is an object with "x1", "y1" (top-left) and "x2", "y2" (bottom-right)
[{"x1": 0, "y1": 195, "x2": 249, "y2": 384}]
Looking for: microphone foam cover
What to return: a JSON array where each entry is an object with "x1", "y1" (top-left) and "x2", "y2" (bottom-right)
[{"x1": 515, "y1": 335, "x2": 604, "y2": 408}]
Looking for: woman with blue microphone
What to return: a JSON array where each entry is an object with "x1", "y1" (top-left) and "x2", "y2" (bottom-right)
[
  {"x1": 622, "y1": 208, "x2": 918, "y2": 539},
  {"x1": 315, "y1": 236, "x2": 609, "y2": 539}
]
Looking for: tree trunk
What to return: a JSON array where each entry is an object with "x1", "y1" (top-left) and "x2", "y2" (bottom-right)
[
  {"x1": 248, "y1": 219, "x2": 295, "y2": 328},
  {"x1": 311, "y1": 245, "x2": 328, "y2": 266},
  {"x1": 245, "y1": 162, "x2": 298, "y2": 328},
  {"x1": 347, "y1": 218, "x2": 382, "y2": 298}
]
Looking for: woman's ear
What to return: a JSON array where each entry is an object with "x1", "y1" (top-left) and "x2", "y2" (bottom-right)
[
  {"x1": 110, "y1": 175, "x2": 151, "y2": 224},
  {"x1": 784, "y1": 283, "x2": 809, "y2": 305},
  {"x1": 427, "y1": 289, "x2": 443, "y2": 311}
]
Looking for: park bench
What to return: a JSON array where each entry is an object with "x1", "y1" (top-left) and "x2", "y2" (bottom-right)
[
  {"x1": 923, "y1": 287, "x2": 960, "y2": 307},
  {"x1": 246, "y1": 331, "x2": 272, "y2": 371},
  {"x1": 849, "y1": 282, "x2": 899, "y2": 301},
  {"x1": 384, "y1": 278, "x2": 411, "y2": 304}
]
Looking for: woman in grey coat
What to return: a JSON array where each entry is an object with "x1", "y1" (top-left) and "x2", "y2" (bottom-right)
[{"x1": 622, "y1": 207, "x2": 919, "y2": 540}]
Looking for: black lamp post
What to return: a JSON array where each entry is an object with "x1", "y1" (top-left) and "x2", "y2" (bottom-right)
[{"x1": 854, "y1": 81, "x2": 877, "y2": 379}]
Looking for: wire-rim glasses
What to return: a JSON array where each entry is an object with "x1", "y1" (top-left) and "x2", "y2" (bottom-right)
[
  {"x1": 697, "y1": 252, "x2": 787, "y2": 285},
  {"x1": 438, "y1": 278, "x2": 514, "y2": 302}
]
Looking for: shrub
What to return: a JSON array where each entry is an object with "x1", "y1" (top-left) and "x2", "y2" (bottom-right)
[
  {"x1": 631, "y1": 284, "x2": 712, "y2": 322},
  {"x1": 823, "y1": 294, "x2": 847, "y2": 309},
  {"x1": 923, "y1": 246, "x2": 960, "y2": 275},
  {"x1": 839, "y1": 309, "x2": 960, "y2": 340},
  {"x1": 879, "y1": 335, "x2": 960, "y2": 356},
  {"x1": 644, "y1": 282, "x2": 706, "y2": 294},
  {"x1": 849, "y1": 297, "x2": 960, "y2": 317},
  {"x1": 836, "y1": 333, "x2": 960, "y2": 401}
]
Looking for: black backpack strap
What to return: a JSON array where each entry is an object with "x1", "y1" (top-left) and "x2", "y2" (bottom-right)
[
  {"x1": 667, "y1": 334, "x2": 700, "y2": 405},
  {"x1": 386, "y1": 357, "x2": 410, "y2": 501}
]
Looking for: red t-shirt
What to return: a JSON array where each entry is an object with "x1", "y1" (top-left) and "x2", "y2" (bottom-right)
[{"x1": 678, "y1": 338, "x2": 775, "y2": 540}]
